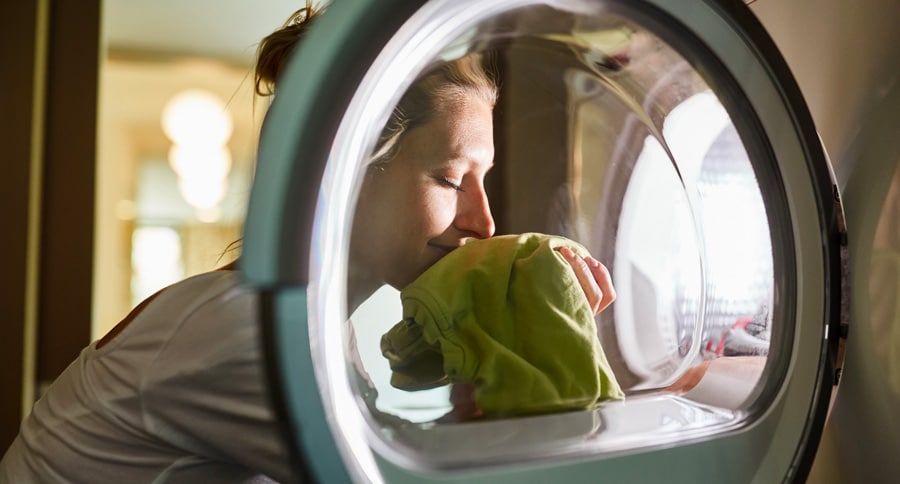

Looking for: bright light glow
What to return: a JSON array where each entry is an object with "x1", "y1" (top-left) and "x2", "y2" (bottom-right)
[
  {"x1": 168, "y1": 144, "x2": 232, "y2": 180},
  {"x1": 664, "y1": 92, "x2": 772, "y2": 317},
  {"x1": 699, "y1": 181, "x2": 772, "y2": 309},
  {"x1": 131, "y1": 226, "x2": 184, "y2": 305},
  {"x1": 663, "y1": 91, "x2": 730, "y2": 182},
  {"x1": 178, "y1": 177, "x2": 226, "y2": 209},
  {"x1": 161, "y1": 89, "x2": 233, "y2": 148},
  {"x1": 162, "y1": 89, "x2": 234, "y2": 213},
  {"x1": 617, "y1": 91, "x2": 772, "y2": 385},
  {"x1": 194, "y1": 206, "x2": 223, "y2": 223}
]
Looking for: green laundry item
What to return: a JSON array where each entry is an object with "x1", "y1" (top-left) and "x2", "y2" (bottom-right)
[{"x1": 380, "y1": 232, "x2": 624, "y2": 418}]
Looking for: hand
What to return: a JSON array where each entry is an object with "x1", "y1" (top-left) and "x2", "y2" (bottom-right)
[
  {"x1": 438, "y1": 383, "x2": 482, "y2": 423},
  {"x1": 557, "y1": 246, "x2": 616, "y2": 315}
]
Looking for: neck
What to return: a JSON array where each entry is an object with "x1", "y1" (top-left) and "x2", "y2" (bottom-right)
[{"x1": 347, "y1": 267, "x2": 382, "y2": 315}]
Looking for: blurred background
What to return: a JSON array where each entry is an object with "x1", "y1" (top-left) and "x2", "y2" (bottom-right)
[
  {"x1": 1, "y1": 0, "x2": 298, "y2": 450},
  {"x1": 94, "y1": 1, "x2": 282, "y2": 338}
]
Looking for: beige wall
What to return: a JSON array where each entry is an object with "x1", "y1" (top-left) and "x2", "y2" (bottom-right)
[
  {"x1": 0, "y1": 1, "x2": 266, "y2": 450},
  {"x1": 93, "y1": 57, "x2": 263, "y2": 338}
]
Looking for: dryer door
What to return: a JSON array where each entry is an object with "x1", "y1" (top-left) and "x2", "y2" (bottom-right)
[{"x1": 242, "y1": 0, "x2": 847, "y2": 482}]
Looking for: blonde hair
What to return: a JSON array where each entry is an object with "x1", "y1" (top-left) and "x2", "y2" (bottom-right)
[{"x1": 370, "y1": 54, "x2": 499, "y2": 166}]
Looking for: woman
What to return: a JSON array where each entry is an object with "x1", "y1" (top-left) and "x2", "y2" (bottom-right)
[
  {"x1": 0, "y1": 4, "x2": 614, "y2": 483},
  {"x1": 257, "y1": 7, "x2": 615, "y2": 315}
]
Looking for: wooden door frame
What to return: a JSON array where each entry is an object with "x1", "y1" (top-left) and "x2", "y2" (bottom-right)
[{"x1": 0, "y1": 0, "x2": 100, "y2": 450}]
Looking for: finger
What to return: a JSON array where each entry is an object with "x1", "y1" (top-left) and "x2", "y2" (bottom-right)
[
  {"x1": 586, "y1": 256, "x2": 616, "y2": 313},
  {"x1": 440, "y1": 383, "x2": 482, "y2": 422},
  {"x1": 558, "y1": 247, "x2": 602, "y2": 314}
]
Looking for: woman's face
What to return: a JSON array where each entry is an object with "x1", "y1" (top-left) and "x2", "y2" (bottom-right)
[{"x1": 350, "y1": 96, "x2": 495, "y2": 293}]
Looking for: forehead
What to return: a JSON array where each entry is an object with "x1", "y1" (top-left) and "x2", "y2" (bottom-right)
[{"x1": 403, "y1": 97, "x2": 494, "y2": 164}]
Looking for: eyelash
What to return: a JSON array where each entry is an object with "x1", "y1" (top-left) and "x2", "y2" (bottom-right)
[{"x1": 435, "y1": 176, "x2": 464, "y2": 192}]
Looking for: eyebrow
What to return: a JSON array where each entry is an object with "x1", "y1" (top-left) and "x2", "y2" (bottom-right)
[{"x1": 436, "y1": 155, "x2": 494, "y2": 171}]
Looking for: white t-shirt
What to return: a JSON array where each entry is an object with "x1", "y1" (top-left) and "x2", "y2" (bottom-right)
[{"x1": 0, "y1": 271, "x2": 294, "y2": 483}]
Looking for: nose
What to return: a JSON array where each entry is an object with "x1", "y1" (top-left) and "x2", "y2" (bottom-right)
[{"x1": 455, "y1": 184, "x2": 495, "y2": 239}]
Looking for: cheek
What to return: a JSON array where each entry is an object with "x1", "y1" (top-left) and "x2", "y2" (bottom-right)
[
  {"x1": 363, "y1": 167, "x2": 459, "y2": 240},
  {"x1": 354, "y1": 174, "x2": 404, "y2": 247},
  {"x1": 410, "y1": 186, "x2": 458, "y2": 233}
]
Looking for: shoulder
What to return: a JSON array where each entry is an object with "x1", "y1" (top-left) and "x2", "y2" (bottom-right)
[
  {"x1": 158, "y1": 269, "x2": 252, "y2": 307},
  {"x1": 148, "y1": 270, "x2": 262, "y2": 358},
  {"x1": 139, "y1": 270, "x2": 269, "y2": 418},
  {"x1": 145, "y1": 270, "x2": 258, "y2": 334},
  {"x1": 94, "y1": 270, "x2": 257, "y2": 354}
]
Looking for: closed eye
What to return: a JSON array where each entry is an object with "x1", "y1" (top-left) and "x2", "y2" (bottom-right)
[{"x1": 434, "y1": 176, "x2": 464, "y2": 192}]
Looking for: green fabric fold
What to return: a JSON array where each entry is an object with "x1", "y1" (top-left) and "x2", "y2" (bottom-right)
[{"x1": 380, "y1": 233, "x2": 623, "y2": 418}]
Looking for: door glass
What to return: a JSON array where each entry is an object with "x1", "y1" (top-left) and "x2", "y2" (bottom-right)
[{"x1": 327, "y1": 1, "x2": 781, "y2": 469}]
